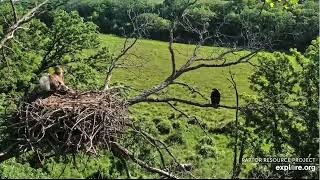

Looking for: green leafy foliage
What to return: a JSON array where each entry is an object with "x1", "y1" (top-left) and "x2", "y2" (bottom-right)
[
  {"x1": 64, "y1": 0, "x2": 318, "y2": 51},
  {"x1": 136, "y1": 13, "x2": 170, "y2": 31},
  {"x1": 266, "y1": 0, "x2": 299, "y2": 8},
  {"x1": 185, "y1": 5, "x2": 215, "y2": 25},
  {"x1": 0, "y1": 153, "x2": 113, "y2": 179},
  {"x1": 40, "y1": 10, "x2": 99, "y2": 70},
  {"x1": 242, "y1": 38, "x2": 319, "y2": 178},
  {"x1": 0, "y1": 9, "x2": 101, "y2": 98},
  {"x1": 65, "y1": 62, "x2": 104, "y2": 90}
]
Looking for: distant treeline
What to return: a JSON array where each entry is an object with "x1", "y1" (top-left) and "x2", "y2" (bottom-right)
[{"x1": 47, "y1": 0, "x2": 318, "y2": 51}]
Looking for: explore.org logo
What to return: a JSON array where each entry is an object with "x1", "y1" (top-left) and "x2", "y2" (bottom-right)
[{"x1": 275, "y1": 164, "x2": 317, "y2": 172}]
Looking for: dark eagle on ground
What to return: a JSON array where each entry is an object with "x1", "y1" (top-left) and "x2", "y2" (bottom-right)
[{"x1": 211, "y1": 88, "x2": 220, "y2": 108}]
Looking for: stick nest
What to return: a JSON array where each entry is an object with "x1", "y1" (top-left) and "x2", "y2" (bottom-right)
[{"x1": 12, "y1": 91, "x2": 130, "y2": 155}]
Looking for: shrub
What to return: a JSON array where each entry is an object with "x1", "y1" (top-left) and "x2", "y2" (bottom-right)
[
  {"x1": 165, "y1": 132, "x2": 185, "y2": 145},
  {"x1": 152, "y1": 117, "x2": 161, "y2": 125},
  {"x1": 172, "y1": 121, "x2": 181, "y2": 129},
  {"x1": 199, "y1": 136, "x2": 214, "y2": 146},
  {"x1": 168, "y1": 113, "x2": 175, "y2": 120},
  {"x1": 156, "y1": 120, "x2": 171, "y2": 135},
  {"x1": 196, "y1": 136, "x2": 216, "y2": 158},
  {"x1": 196, "y1": 144, "x2": 216, "y2": 158},
  {"x1": 187, "y1": 118, "x2": 197, "y2": 125}
]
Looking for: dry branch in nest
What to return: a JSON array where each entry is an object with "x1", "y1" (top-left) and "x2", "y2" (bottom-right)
[{"x1": 11, "y1": 91, "x2": 130, "y2": 155}]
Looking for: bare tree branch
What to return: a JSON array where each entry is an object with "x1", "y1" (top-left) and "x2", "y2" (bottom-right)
[
  {"x1": 0, "y1": 142, "x2": 23, "y2": 163},
  {"x1": 110, "y1": 141, "x2": 179, "y2": 179},
  {"x1": 130, "y1": 124, "x2": 196, "y2": 178},
  {"x1": 129, "y1": 97, "x2": 238, "y2": 110},
  {"x1": 166, "y1": 102, "x2": 210, "y2": 137},
  {"x1": 103, "y1": 8, "x2": 153, "y2": 91},
  {"x1": 176, "y1": 50, "x2": 259, "y2": 76},
  {"x1": 228, "y1": 70, "x2": 241, "y2": 179},
  {"x1": 169, "y1": 24, "x2": 177, "y2": 77},
  {"x1": 129, "y1": 126, "x2": 167, "y2": 170},
  {"x1": 194, "y1": 48, "x2": 245, "y2": 62},
  {"x1": 0, "y1": 0, "x2": 50, "y2": 51},
  {"x1": 127, "y1": 7, "x2": 261, "y2": 107},
  {"x1": 9, "y1": 0, "x2": 18, "y2": 23},
  {"x1": 103, "y1": 37, "x2": 138, "y2": 91},
  {"x1": 171, "y1": 82, "x2": 208, "y2": 101}
]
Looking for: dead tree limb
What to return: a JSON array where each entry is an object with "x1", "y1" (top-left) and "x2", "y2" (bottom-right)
[
  {"x1": 128, "y1": 23, "x2": 260, "y2": 107},
  {"x1": 171, "y1": 82, "x2": 208, "y2": 101},
  {"x1": 166, "y1": 102, "x2": 209, "y2": 137},
  {"x1": 129, "y1": 97, "x2": 239, "y2": 110},
  {"x1": 176, "y1": 50, "x2": 259, "y2": 76},
  {"x1": 9, "y1": 0, "x2": 18, "y2": 23},
  {"x1": 131, "y1": 124, "x2": 196, "y2": 178},
  {"x1": 0, "y1": 142, "x2": 24, "y2": 163},
  {"x1": 127, "y1": 124, "x2": 168, "y2": 170},
  {"x1": 169, "y1": 24, "x2": 177, "y2": 77},
  {"x1": 103, "y1": 8, "x2": 151, "y2": 91},
  {"x1": 103, "y1": 38, "x2": 138, "y2": 91},
  {"x1": 228, "y1": 71, "x2": 241, "y2": 179},
  {"x1": 0, "y1": 143, "x2": 15, "y2": 160}
]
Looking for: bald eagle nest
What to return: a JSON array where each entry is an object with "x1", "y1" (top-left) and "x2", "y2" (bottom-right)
[{"x1": 12, "y1": 91, "x2": 130, "y2": 155}]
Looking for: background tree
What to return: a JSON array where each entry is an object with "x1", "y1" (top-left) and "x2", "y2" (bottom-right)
[
  {"x1": 62, "y1": 0, "x2": 319, "y2": 51},
  {"x1": 0, "y1": 3, "x2": 103, "y2": 165},
  {"x1": 241, "y1": 38, "x2": 319, "y2": 179}
]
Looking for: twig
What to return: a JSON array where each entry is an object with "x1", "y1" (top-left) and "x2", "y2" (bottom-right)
[
  {"x1": 166, "y1": 102, "x2": 209, "y2": 136},
  {"x1": 171, "y1": 82, "x2": 208, "y2": 101},
  {"x1": 228, "y1": 70, "x2": 241, "y2": 179},
  {"x1": 0, "y1": 0, "x2": 50, "y2": 50}
]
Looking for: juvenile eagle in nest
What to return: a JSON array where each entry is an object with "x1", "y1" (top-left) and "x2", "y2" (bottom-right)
[
  {"x1": 39, "y1": 65, "x2": 70, "y2": 93},
  {"x1": 211, "y1": 88, "x2": 220, "y2": 108}
]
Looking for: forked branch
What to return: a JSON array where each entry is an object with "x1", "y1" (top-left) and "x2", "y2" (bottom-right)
[{"x1": 0, "y1": 0, "x2": 50, "y2": 50}]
